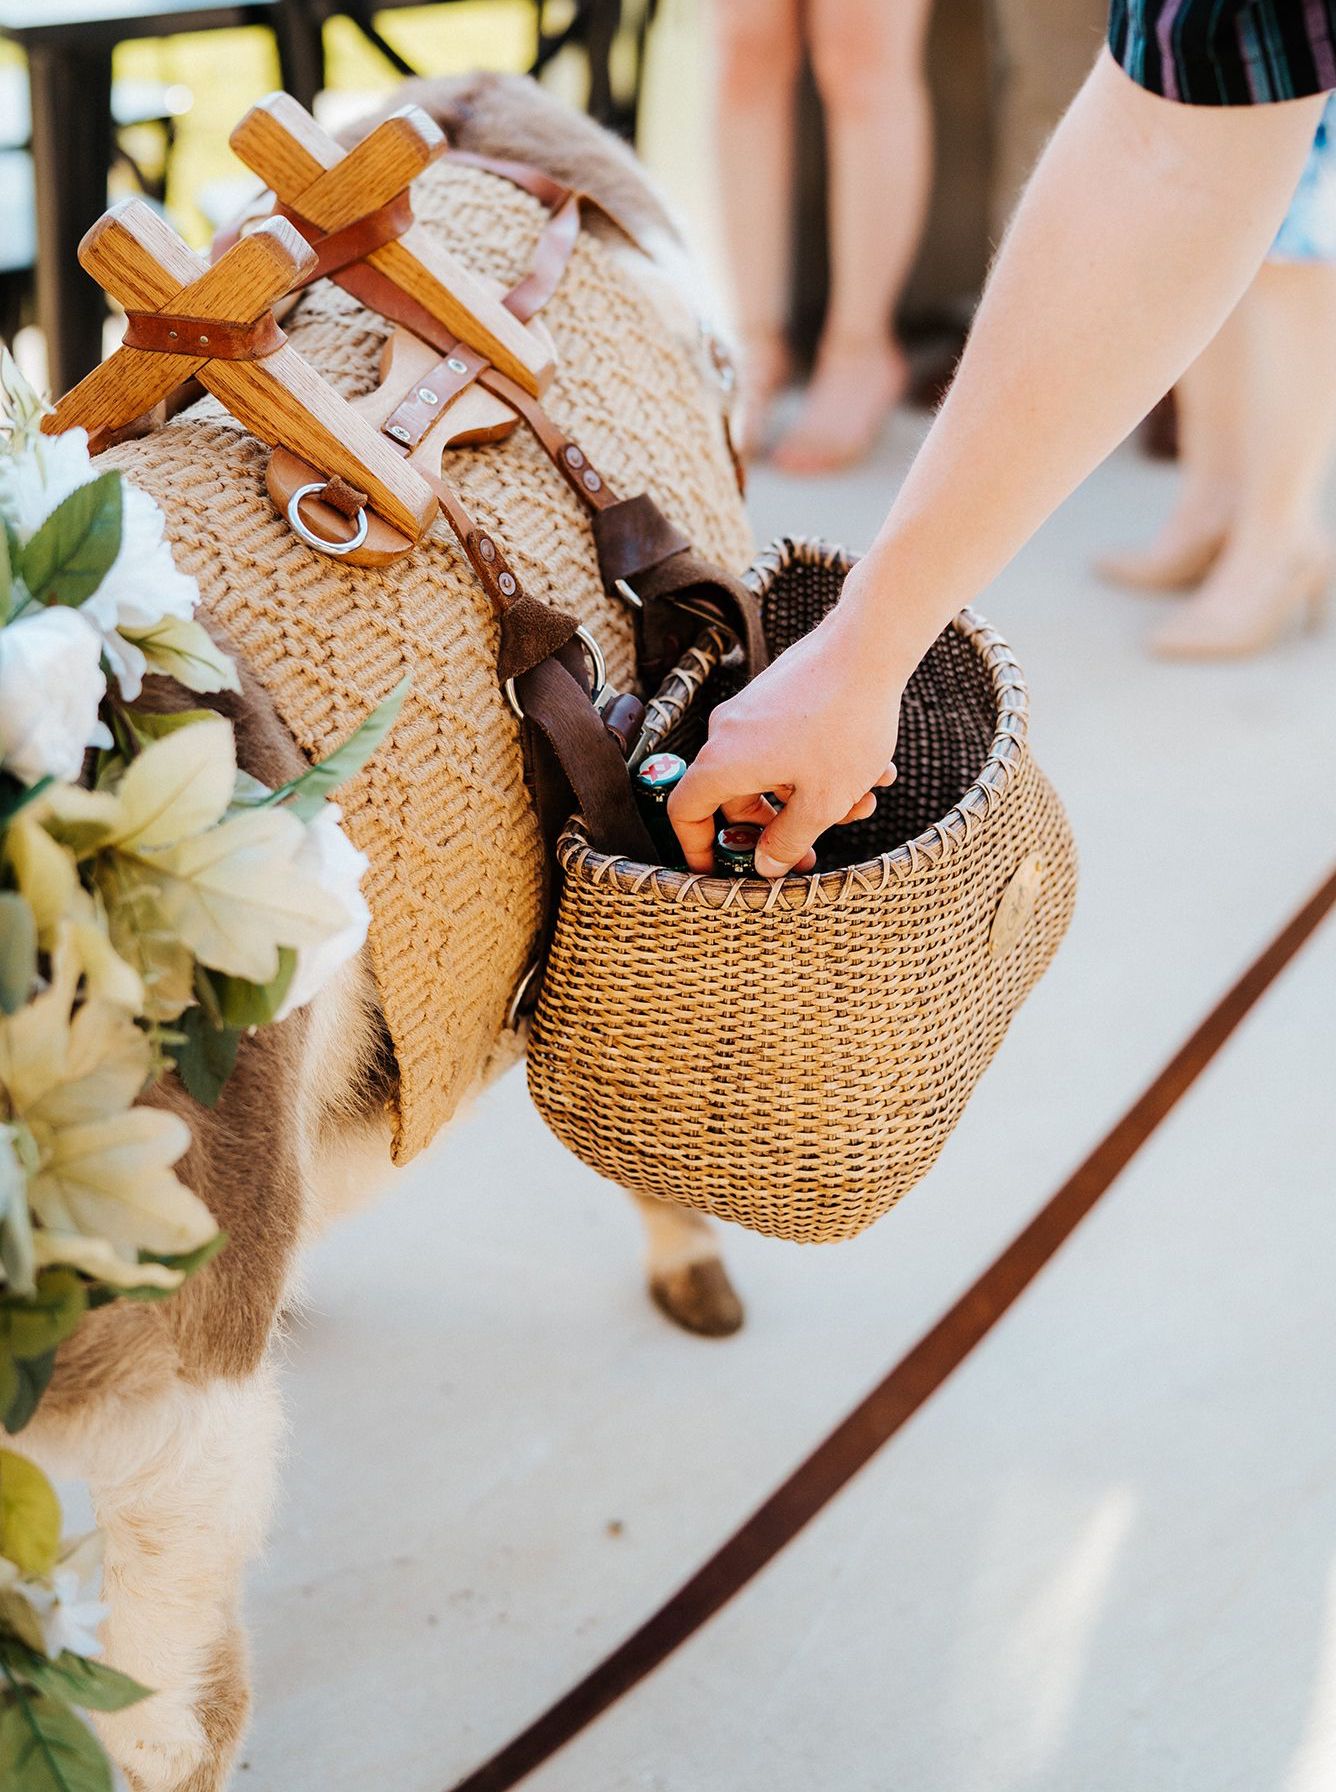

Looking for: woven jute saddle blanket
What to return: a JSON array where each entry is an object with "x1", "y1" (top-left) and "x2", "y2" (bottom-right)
[{"x1": 99, "y1": 157, "x2": 754, "y2": 1161}]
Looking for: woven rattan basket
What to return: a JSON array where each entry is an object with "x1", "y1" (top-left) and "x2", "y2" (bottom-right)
[{"x1": 527, "y1": 538, "x2": 1077, "y2": 1242}]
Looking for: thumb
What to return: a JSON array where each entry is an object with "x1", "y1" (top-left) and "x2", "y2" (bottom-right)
[{"x1": 753, "y1": 792, "x2": 827, "y2": 878}]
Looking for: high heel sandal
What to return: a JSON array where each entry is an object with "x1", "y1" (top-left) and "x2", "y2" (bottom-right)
[{"x1": 1149, "y1": 545, "x2": 1332, "y2": 660}]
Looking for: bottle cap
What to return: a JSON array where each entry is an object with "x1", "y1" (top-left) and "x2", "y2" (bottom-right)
[
  {"x1": 714, "y1": 822, "x2": 762, "y2": 874},
  {"x1": 634, "y1": 752, "x2": 687, "y2": 793}
]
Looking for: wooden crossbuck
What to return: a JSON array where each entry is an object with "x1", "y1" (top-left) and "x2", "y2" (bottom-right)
[
  {"x1": 44, "y1": 200, "x2": 437, "y2": 545},
  {"x1": 230, "y1": 94, "x2": 553, "y2": 398}
]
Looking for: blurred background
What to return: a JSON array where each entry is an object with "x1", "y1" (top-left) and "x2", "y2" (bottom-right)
[{"x1": 9, "y1": 5, "x2": 1335, "y2": 1789}]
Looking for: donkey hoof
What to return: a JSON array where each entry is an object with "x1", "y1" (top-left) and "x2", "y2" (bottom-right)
[{"x1": 650, "y1": 1258, "x2": 744, "y2": 1337}]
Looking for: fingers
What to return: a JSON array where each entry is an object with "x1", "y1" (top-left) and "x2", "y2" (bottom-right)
[
  {"x1": 754, "y1": 791, "x2": 830, "y2": 879},
  {"x1": 839, "y1": 792, "x2": 878, "y2": 824},
  {"x1": 874, "y1": 763, "x2": 897, "y2": 788},
  {"x1": 668, "y1": 757, "x2": 738, "y2": 872},
  {"x1": 719, "y1": 792, "x2": 779, "y2": 828}
]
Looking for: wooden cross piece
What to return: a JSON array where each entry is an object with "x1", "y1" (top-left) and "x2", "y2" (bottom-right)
[
  {"x1": 44, "y1": 200, "x2": 437, "y2": 545},
  {"x1": 229, "y1": 94, "x2": 553, "y2": 398}
]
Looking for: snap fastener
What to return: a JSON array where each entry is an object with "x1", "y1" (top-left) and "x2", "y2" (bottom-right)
[
  {"x1": 418, "y1": 387, "x2": 439, "y2": 405},
  {"x1": 563, "y1": 444, "x2": 585, "y2": 468},
  {"x1": 386, "y1": 423, "x2": 411, "y2": 444},
  {"x1": 477, "y1": 535, "x2": 496, "y2": 561},
  {"x1": 446, "y1": 356, "x2": 468, "y2": 375},
  {"x1": 582, "y1": 469, "x2": 602, "y2": 492},
  {"x1": 498, "y1": 570, "x2": 518, "y2": 596}
]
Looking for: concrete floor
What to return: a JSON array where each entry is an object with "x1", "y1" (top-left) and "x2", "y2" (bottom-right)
[{"x1": 241, "y1": 407, "x2": 1336, "y2": 1791}]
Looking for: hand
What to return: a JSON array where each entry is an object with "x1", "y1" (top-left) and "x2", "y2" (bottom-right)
[{"x1": 668, "y1": 589, "x2": 907, "y2": 877}]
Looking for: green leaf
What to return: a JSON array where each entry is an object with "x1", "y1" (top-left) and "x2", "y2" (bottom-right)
[
  {"x1": 20, "y1": 473, "x2": 122, "y2": 609},
  {"x1": 0, "y1": 776, "x2": 53, "y2": 829},
  {"x1": 167, "y1": 1006, "x2": 240, "y2": 1109},
  {"x1": 125, "y1": 707, "x2": 219, "y2": 745},
  {"x1": 116, "y1": 1230, "x2": 228, "y2": 1303},
  {"x1": 265, "y1": 676, "x2": 410, "y2": 819},
  {"x1": 0, "y1": 1449, "x2": 61, "y2": 1576},
  {"x1": 0, "y1": 516, "x2": 12, "y2": 624},
  {"x1": 0, "y1": 1682, "x2": 114, "y2": 1792},
  {"x1": 0, "y1": 894, "x2": 37, "y2": 1015},
  {"x1": 198, "y1": 949, "x2": 296, "y2": 1030},
  {"x1": 0, "y1": 1272, "x2": 88, "y2": 1362},
  {"x1": 2, "y1": 1351, "x2": 54, "y2": 1436},
  {"x1": 0, "y1": 1643, "x2": 150, "y2": 1714}
]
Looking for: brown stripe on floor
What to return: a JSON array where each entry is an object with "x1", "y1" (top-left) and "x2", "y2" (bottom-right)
[{"x1": 445, "y1": 862, "x2": 1336, "y2": 1792}]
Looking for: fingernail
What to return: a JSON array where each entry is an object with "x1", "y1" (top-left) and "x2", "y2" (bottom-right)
[{"x1": 753, "y1": 852, "x2": 784, "y2": 879}]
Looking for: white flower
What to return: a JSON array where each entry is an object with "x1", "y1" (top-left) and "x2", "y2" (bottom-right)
[
  {"x1": 0, "y1": 427, "x2": 96, "y2": 543},
  {"x1": 0, "y1": 608, "x2": 109, "y2": 785},
  {"x1": 82, "y1": 482, "x2": 205, "y2": 699},
  {"x1": 0, "y1": 424, "x2": 231, "y2": 701},
  {"x1": 0, "y1": 1532, "x2": 108, "y2": 1660},
  {"x1": 275, "y1": 804, "x2": 371, "y2": 1019},
  {"x1": 0, "y1": 1121, "x2": 35, "y2": 1295}
]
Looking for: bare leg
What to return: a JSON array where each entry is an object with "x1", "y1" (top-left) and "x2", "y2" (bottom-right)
[
  {"x1": 772, "y1": 0, "x2": 933, "y2": 474},
  {"x1": 709, "y1": 0, "x2": 804, "y2": 458},
  {"x1": 630, "y1": 1191, "x2": 744, "y2": 1337},
  {"x1": 1153, "y1": 259, "x2": 1336, "y2": 657},
  {"x1": 1098, "y1": 299, "x2": 1246, "y2": 590}
]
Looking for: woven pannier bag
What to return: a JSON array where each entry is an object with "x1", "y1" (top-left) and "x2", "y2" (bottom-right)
[{"x1": 526, "y1": 538, "x2": 1078, "y2": 1243}]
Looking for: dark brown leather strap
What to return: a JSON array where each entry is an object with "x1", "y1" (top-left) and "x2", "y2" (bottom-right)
[
  {"x1": 121, "y1": 310, "x2": 286, "y2": 360},
  {"x1": 419, "y1": 469, "x2": 653, "y2": 864},
  {"x1": 281, "y1": 191, "x2": 414, "y2": 288}
]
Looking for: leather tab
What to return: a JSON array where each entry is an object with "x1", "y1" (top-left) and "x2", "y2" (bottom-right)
[
  {"x1": 593, "y1": 494, "x2": 692, "y2": 586},
  {"x1": 382, "y1": 343, "x2": 488, "y2": 451},
  {"x1": 121, "y1": 309, "x2": 286, "y2": 360},
  {"x1": 498, "y1": 593, "x2": 580, "y2": 684}
]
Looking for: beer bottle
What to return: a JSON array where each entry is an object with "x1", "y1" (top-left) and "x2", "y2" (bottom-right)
[
  {"x1": 633, "y1": 751, "x2": 687, "y2": 868},
  {"x1": 714, "y1": 822, "x2": 762, "y2": 877}
]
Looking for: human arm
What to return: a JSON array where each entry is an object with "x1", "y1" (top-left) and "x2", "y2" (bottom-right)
[{"x1": 670, "y1": 50, "x2": 1325, "y2": 874}]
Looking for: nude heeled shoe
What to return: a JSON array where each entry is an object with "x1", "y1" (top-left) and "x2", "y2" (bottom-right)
[
  {"x1": 1095, "y1": 529, "x2": 1227, "y2": 593},
  {"x1": 1149, "y1": 547, "x2": 1332, "y2": 660}
]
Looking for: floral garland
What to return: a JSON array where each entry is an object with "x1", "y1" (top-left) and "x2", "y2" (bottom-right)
[{"x1": 0, "y1": 356, "x2": 401, "y2": 1791}]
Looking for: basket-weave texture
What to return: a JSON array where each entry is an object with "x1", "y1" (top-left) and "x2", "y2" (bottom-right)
[
  {"x1": 96, "y1": 160, "x2": 752, "y2": 1161},
  {"x1": 527, "y1": 540, "x2": 1078, "y2": 1243}
]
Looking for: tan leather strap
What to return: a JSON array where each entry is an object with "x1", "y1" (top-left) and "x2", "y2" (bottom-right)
[
  {"x1": 480, "y1": 367, "x2": 618, "y2": 510},
  {"x1": 382, "y1": 343, "x2": 489, "y2": 450},
  {"x1": 281, "y1": 191, "x2": 414, "y2": 288},
  {"x1": 121, "y1": 309, "x2": 286, "y2": 360},
  {"x1": 505, "y1": 192, "x2": 582, "y2": 324}
]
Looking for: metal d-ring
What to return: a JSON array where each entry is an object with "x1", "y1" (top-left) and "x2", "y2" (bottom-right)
[
  {"x1": 505, "y1": 624, "x2": 607, "y2": 722},
  {"x1": 613, "y1": 576, "x2": 643, "y2": 611},
  {"x1": 286, "y1": 482, "x2": 370, "y2": 557}
]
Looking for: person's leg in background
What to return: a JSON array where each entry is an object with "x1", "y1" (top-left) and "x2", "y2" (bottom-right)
[
  {"x1": 1097, "y1": 302, "x2": 1246, "y2": 590},
  {"x1": 708, "y1": 0, "x2": 804, "y2": 459},
  {"x1": 771, "y1": 0, "x2": 934, "y2": 474},
  {"x1": 1151, "y1": 256, "x2": 1336, "y2": 656}
]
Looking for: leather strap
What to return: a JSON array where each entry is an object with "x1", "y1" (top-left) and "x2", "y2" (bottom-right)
[
  {"x1": 383, "y1": 343, "x2": 488, "y2": 450},
  {"x1": 505, "y1": 192, "x2": 582, "y2": 325},
  {"x1": 480, "y1": 368, "x2": 617, "y2": 511},
  {"x1": 281, "y1": 192, "x2": 414, "y2": 287},
  {"x1": 419, "y1": 469, "x2": 654, "y2": 864},
  {"x1": 121, "y1": 309, "x2": 286, "y2": 360}
]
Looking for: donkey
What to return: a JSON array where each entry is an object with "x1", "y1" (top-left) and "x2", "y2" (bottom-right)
[{"x1": 24, "y1": 72, "x2": 751, "y2": 1791}]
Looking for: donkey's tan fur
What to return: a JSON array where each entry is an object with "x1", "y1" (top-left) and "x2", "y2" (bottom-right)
[{"x1": 23, "y1": 75, "x2": 743, "y2": 1791}]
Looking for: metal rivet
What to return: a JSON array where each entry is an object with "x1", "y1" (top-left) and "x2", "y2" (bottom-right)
[
  {"x1": 198, "y1": 335, "x2": 209, "y2": 346},
  {"x1": 582, "y1": 469, "x2": 602, "y2": 492},
  {"x1": 498, "y1": 570, "x2": 518, "y2": 596},
  {"x1": 477, "y1": 535, "x2": 496, "y2": 561},
  {"x1": 386, "y1": 423, "x2": 411, "y2": 444},
  {"x1": 418, "y1": 387, "x2": 439, "y2": 405},
  {"x1": 446, "y1": 356, "x2": 468, "y2": 375},
  {"x1": 563, "y1": 443, "x2": 584, "y2": 468},
  {"x1": 167, "y1": 329, "x2": 178, "y2": 340}
]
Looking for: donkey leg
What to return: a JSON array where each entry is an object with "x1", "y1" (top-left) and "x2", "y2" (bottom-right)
[
  {"x1": 79, "y1": 1367, "x2": 281, "y2": 1792},
  {"x1": 628, "y1": 1191, "x2": 745, "y2": 1337}
]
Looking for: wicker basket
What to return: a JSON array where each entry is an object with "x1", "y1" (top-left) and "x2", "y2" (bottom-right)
[{"x1": 527, "y1": 538, "x2": 1077, "y2": 1242}]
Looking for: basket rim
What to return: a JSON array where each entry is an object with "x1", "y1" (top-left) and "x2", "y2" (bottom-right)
[{"x1": 557, "y1": 535, "x2": 1032, "y2": 912}]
